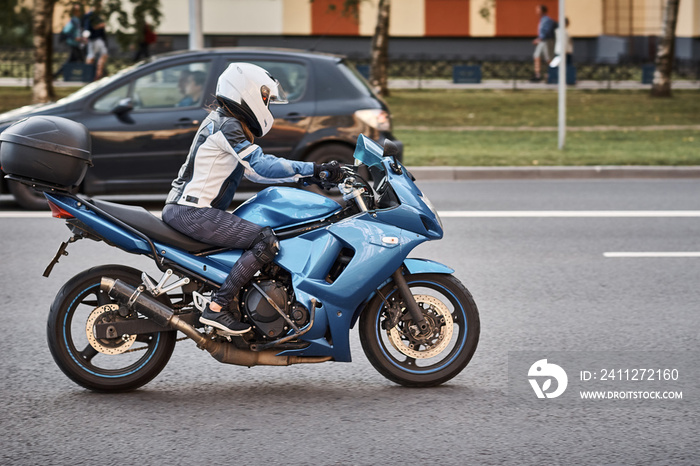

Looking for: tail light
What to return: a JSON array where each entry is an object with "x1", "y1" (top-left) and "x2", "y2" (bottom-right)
[{"x1": 48, "y1": 200, "x2": 75, "y2": 219}]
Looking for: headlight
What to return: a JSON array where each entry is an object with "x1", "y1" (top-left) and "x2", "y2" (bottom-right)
[
  {"x1": 354, "y1": 109, "x2": 391, "y2": 132},
  {"x1": 420, "y1": 193, "x2": 443, "y2": 230}
]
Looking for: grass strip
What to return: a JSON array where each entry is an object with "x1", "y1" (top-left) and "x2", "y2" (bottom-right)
[
  {"x1": 0, "y1": 87, "x2": 80, "y2": 114},
  {"x1": 397, "y1": 129, "x2": 700, "y2": 166},
  {"x1": 385, "y1": 89, "x2": 700, "y2": 128}
]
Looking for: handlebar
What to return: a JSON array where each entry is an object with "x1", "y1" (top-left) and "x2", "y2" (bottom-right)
[
  {"x1": 299, "y1": 165, "x2": 357, "y2": 191},
  {"x1": 299, "y1": 164, "x2": 373, "y2": 212},
  {"x1": 298, "y1": 175, "x2": 337, "y2": 191}
]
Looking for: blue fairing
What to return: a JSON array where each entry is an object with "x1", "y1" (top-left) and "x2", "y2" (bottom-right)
[
  {"x1": 355, "y1": 134, "x2": 443, "y2": 240},
  {"x1": 403, "y1": 258, "x2": 454, "y2": 275},
  {"x1": 233, "y1": 187, "x2": 341, "y2": 229}
]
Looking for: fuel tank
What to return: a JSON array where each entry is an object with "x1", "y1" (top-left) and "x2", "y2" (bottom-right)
[{"x1": 233, "y1": 187, "x2": 341, "y2": 229}]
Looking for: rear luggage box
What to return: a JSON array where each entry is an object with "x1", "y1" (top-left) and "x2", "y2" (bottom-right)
[{"x1": 0, "y1": 116, "x2": 92, "y2": 189}]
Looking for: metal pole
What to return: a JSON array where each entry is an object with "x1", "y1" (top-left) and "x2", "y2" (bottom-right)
[
  {"x1": 189, "y1": 0, "x2": 203, "y2": 50},
  {"x1": 558, "y1": 0, "x2": 566, "y2": 149}
]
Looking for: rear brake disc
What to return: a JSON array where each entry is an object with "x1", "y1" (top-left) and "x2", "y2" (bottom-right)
[{"x1": 85, "y1": 304, "x2": 137, "y2": 355}]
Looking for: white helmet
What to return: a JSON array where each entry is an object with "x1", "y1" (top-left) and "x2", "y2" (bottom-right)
[{"x1": 215, "y1": 63, "x2": 288, "y2": 137}]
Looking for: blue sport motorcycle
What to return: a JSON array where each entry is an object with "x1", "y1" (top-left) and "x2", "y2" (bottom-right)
[{"x1": 2, "y1": 118, "x2": 479, "y2": 391}]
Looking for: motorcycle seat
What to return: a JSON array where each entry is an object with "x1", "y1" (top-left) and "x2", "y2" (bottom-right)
[{"x1": 91, "y1": 199, "x2": 214, "y2": 253}]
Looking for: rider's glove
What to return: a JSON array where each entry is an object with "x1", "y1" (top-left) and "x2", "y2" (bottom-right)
[{"x1": 313, "y1": 161, "x2": 343, "y2": 183}]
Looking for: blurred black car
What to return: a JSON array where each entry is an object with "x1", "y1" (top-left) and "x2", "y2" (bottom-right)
[{"x1": 0, "y1": 48, "x2": 401, "y2": 209}]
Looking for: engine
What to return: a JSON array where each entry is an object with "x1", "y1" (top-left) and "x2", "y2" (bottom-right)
[{"x1": 241, "y1": 279, "x2": 309, "y2": 339}]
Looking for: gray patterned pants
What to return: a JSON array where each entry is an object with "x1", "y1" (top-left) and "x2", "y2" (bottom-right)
[{"x1": 162, "y1": 204, "x2": 265, "y2": 310}]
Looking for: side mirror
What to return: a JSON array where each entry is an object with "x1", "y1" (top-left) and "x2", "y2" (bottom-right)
[
  {"x1": 112, "y1": 98, "x2": 133, "y2": 116},
  {"x1": 383, "y1": 139, "x2": 399, "y2": 159},
  {"x1": 383, "y1": 139, "x2": 402, "y2": 175}
]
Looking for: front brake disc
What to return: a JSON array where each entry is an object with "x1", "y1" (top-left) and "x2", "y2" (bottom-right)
[{"x1": 387, "y1": 295, "x2": 453, "y2": 359}]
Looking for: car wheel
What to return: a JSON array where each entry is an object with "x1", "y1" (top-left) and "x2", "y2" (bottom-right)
[
  {"x1": 8, "y1": 180, "x2": 48, "y2": 210},
  {"x1": 303, "y1": 144, "x2": 355, "y2": 199},
  {"x1": 305, "y1": 143, "x2": 355, "y2": 166}
]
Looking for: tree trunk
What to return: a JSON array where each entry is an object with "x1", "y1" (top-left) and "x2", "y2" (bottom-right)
[
  {"x1": 32, "y1": 0, "x2": 56, "y2": 104},
  {"x1": 651, "y1": 0, "x2": 680, "y2": 98},
  {"x1": 370, "y1": 0, "x2": 390, "y2": 97}
]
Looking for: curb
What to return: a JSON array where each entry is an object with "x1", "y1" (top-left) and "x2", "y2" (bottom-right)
[
  {"x1": 408, "y1": 166, "x2": 700, "y2": 180},
  {"x1": 388, "y1": 79, "x2": 700, "y2": 91}
]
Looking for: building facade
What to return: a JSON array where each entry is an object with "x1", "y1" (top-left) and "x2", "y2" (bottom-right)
[{"x1": 54, "y1": 0, "x2": 700, "y2": 62}]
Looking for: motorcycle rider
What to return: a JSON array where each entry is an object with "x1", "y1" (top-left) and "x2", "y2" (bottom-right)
[{"x1": 162, "y1": 63, "x2": 343, "y2": 334}]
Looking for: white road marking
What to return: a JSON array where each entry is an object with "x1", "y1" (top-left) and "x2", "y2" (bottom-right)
[
  {"x1": 0, "y1": 212, "x2": 52, "y2": 218},
  {"x1": 604, "y1": 252, "x2": 700, "y2": 258},
  {"x1": 0, "y1": 211, "x2": 162, "y2": 218},
  {"x1": 438, "y1": 211, "x2": 700, "y2": 218},
  {"x1": 3, "y1": 210, "x2": 697, "y2": 259},
  {"x1": 3, "y1": 210, "x2": 700, "y2": 219}
]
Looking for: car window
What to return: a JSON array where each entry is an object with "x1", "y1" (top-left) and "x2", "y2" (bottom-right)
[
  {"x1": 92, "y1": 85, "x2": 129, "y2": 112},
  {"x1": 92, "y1": 62, "x2": 212, "y2": 112},
  {"x1": 336, "y1": 62, "x2": 373, "y2": 97},
  {"x1": 59, "y1": 64, "x2": 137, "y2": 108},
  {"x1": 227, "y1": 60, "x2": 308, "y2": 102}
]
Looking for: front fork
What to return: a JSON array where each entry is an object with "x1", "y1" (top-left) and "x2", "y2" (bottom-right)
[
  {"x1": 391, "y1": 268, "x2": 429, "y2": 333},
  {"x1": 343, "y1": 178, "x2": 429, "y2": 329},
  {"x1": 344, "y1": 179, "x2": 428, "y2": 331}
]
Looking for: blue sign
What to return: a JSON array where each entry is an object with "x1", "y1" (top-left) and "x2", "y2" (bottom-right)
[
  {"x1": 356, "y1": 65, "x2": 370, "y2": 80},
  {"x1": 453, "y1": 65, "x2": 482, "y2": 84},
  {"x1": 641, "y1": 64, "x2": 655, "y2": 84}
]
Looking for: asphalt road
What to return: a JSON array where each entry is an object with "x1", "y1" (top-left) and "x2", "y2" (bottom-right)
[{"x1": 0, "y1": 179, "x2": 698, "y2": 465}]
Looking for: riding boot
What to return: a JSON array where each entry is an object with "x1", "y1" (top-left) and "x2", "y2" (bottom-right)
[
  {"x1": 214, "y1": 228, "x2": 279, "y2": 310},
  {"x1": 214, "y1": 249, "x2": 264, "y2": 310}
]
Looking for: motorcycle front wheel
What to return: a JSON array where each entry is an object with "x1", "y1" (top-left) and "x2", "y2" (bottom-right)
[
  {"x1": 359, "y1": 273, "x2": 480, "y2": 387},
  {"x1": 47, "y1": 265, "x2": 177, "y2": 392}
]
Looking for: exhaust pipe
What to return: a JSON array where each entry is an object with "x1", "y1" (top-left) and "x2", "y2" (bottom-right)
[{"x1": 100, "y1": 278, "x2": 331, "y2": 367}]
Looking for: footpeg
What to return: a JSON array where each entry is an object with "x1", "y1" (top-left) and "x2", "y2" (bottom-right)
[{"x1": 142, "y1": 269, "x2": 190, "y2": 296}]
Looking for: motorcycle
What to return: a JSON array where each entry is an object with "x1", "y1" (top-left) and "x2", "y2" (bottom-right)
[{"x1": 2, "y1": 118, "x2": 479, "y2": 391}]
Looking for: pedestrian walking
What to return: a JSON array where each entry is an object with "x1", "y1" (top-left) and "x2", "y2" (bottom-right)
[
  {"x1": 530, "y1": 4, "x2": 557, "y2": 82},
  {"x1": 54, "y1": 3, "x2": 86, "y2": 80},
  {"x1": 550, "y1": 17, "x2": 573, "y2": 68},
  {"x1": 83, "y1": 1, "x2": 109, "y2": 80}
]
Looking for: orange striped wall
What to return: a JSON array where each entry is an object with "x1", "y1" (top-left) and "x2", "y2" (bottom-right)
[
  {"x1": 144, "y1": 0, "x2": 697, "y2": 38},
  {"x1": 425, "y1": 0, "x2": 470, "y2": 36},
  {"x1": 311, "y1": 0, "x2": 359, "y2": 36},
  {"x1": 496, "y1": 0, "x2": 559, "y2": 37}
]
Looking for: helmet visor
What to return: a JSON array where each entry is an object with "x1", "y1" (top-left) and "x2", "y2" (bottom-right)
[{"x1": 261, "y1": 79, "x2": 288, "y2": 106}]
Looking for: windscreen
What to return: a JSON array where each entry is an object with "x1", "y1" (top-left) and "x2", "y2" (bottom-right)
[{"x1": 353, "y1": 134, "x2": 385, "y2": 168}]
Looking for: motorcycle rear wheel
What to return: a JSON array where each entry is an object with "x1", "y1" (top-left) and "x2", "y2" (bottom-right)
[
  {"x1": 359, "y1": 273, "x2": 480, "y2": 387},
  {"x1": 47, "y1": 265, "x2": 177, "y2": 392}
]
